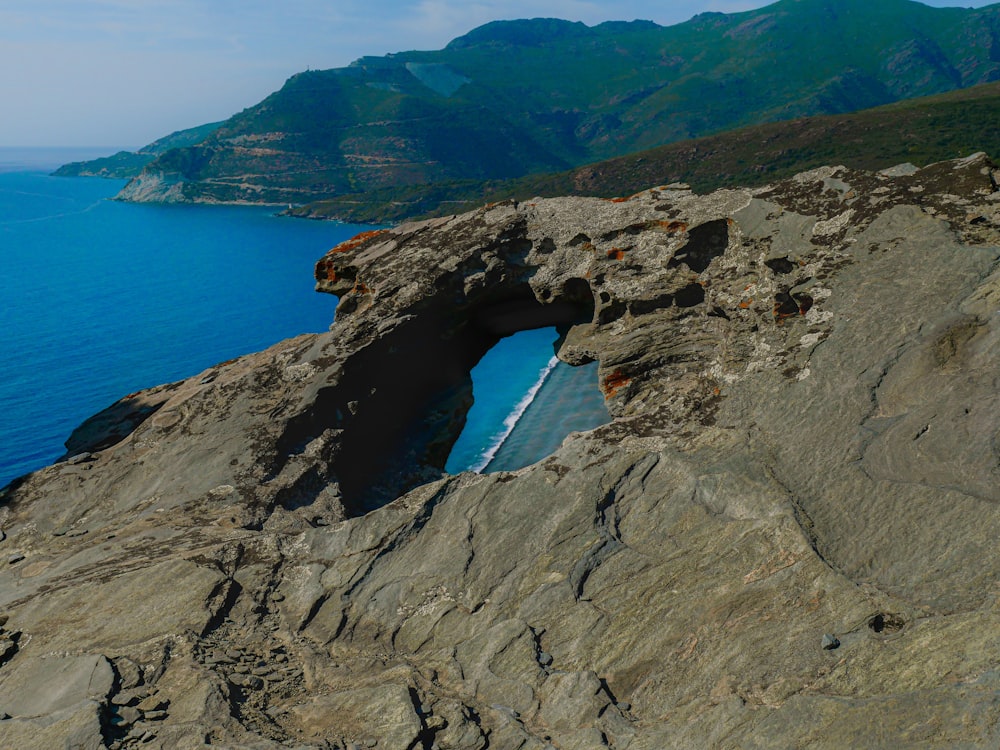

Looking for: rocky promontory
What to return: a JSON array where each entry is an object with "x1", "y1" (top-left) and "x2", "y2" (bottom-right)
[{"x1": 1, "y1": 155, "x2": 999, "y2": 748}]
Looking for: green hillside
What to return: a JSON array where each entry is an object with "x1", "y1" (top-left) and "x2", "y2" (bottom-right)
[
  {"x1": 289, "y1": 81, "x2": 1000, "y2": 223},
  {"x1": 53, "y1": 121, "x2": 223, "y2": 179},
  {"x1": 112, "y1": 0, "x2": 1000, "y2": 205}
]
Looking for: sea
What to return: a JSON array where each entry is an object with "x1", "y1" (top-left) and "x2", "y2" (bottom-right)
[{"x1": 0, "y1": 147, "x2": 608, "y2": 489}]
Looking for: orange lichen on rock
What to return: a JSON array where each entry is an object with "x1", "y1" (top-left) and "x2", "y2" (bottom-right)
[
  {"x1": 328, "y1": 229, "x2": 389, "y2": 255},
  {"x1": 607, "y1": 247, "x2": 626, "y2": 260},
  {"x1": 657, "y1": 220, "x2": 688, "y2": 233},
  {"x1": 315, "y1": 259, "x2": 340, "y2": 282},
  {"x1": 601, "y1": 368, "x2": 631, "y2": 398},
  {"x1": 608, "y1": 189, "x2": 647, "y2": 203},
  {"x1": 738, "y1": 298, "x2": 754, "y2": 309},
  {"x1": 773, "y1": 292, "x2": 813, "y2": 323}
]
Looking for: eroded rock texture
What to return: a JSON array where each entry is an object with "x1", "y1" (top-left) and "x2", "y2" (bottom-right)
[{"x1": 2, "y1": 155, "x2": 1000, "y2": 749}]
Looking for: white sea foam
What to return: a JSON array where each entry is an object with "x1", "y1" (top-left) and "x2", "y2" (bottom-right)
[{"x1": 473, "y1": 356, "x2": 559, "y2": 472}]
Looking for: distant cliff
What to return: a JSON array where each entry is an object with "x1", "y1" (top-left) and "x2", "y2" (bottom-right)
[
  {"x1": 2, "y1": 155, "x2": 999, "y2": 747},
  {"x1": 53, "y1": 121, "x2": 223, "y2": 179},
  {"x1": 111, "y1": 0, "x2": 1000, "y2": 209}
]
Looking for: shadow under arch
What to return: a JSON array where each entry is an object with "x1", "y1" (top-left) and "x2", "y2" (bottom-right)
[{"x1": 272, "y1": 278, "x2": 596, "y2": 517}]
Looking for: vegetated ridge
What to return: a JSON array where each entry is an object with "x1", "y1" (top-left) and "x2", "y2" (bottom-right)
[
  {"x1": 52, "y1": 121, "x2": 223, "y2": 179},
  {"x1": 105, "y1": 0, "x2": 1000, "y2": 207},
  {"x1": 289, "y1": 80, "x2": 1000, "y2": 223}
]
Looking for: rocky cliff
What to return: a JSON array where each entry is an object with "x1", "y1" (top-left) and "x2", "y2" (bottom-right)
[{"x1": 1, "y1": 155, "x2": 999, "y2": 749}]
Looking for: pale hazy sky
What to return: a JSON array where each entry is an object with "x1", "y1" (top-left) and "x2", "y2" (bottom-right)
[{"x1": 0, "y1": 0, "x2": 994, "y2": 147}]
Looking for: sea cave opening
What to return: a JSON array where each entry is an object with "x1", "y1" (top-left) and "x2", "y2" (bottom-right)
[{"x1": 445, "y1": 326, "x2": 609, "y2": 475}]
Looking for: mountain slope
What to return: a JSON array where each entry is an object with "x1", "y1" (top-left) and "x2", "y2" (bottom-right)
[
  {"x1": 290, "y1": 80, "x2": 1000, "y2": 223},
  {"x1": 115, "y1": 0, "x2": 1000, "y2": 206}
]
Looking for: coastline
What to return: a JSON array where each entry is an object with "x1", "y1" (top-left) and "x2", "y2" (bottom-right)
[
  {"x1": 473, "y1": 356, "x2": 559, "y2": 471},
  {"x1": 0, "y1": 168, "x2": 375, "y2": 487},
  {"x1": 485, "y1": 360, "x2": 609, "y2": 473}
]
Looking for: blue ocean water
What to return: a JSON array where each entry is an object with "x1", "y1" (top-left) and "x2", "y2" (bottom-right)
[
  {"x1": 0, "y1": 152, "x2": 378, "y2": 486},
  {"x1": 485, "y1": 353, "x2": 609, "y2": 472},
  {"x1": 0, "y1": 148, "x2": 609, "y2": 489},
  {"x1": 446, "y1": 329, "x2": 609, "y2": 474}
]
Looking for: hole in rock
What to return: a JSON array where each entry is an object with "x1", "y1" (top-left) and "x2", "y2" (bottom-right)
[
  {"x1": 445, "y1": 327, "x2": 609, "y2": 474},
  {"x1": 674, "y1": 283, "x2": 706, "y2": 308},
  {"x1": 868, "y1": 613, "x2": 905, "y2": 634},
  {"x1": 667, "y1": 219, "x2": 730, "y2": 273},
  {"x1": 764, "y1": 256, "x2": 795, "y2": 275},
  {"x1": 274, "y1": 280, "x2": 599, "y2": 516}
]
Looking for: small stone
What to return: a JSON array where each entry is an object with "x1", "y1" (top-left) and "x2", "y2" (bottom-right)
[
  {"x1": 821, "y1": 633, "x2": 841, "y2": 650},
  {"x1": 206, "y1": 650, "x2": 233, "y2": 665},
  {"x1": 144, "y1": 710, "x2": 167, "y2": 721},
  {"x1": 66, "y1": 452, "x2": 93, "y2": 465},
  {"x1": 251, "y1": 666, "x2": 272, "y2": 676},
  {"x1": 136, "y1": 695, "x2": 169, "y2": 712},
  {"x1": 116, "y1": 706, "x2": 142, "y2": 726},
  {"x1": 66, "y1": 528, "x2": 89, "y2": 537},
  {"x1": 271, "y1": 592, "x2": 285, "y2": 602},
  {"x1": 114, "y1": 658, "x2": 143, "y2": 691},
  {"x1": 112, "y1": 687, "x2": 149, "y2": 706},
  {"x1": 0, "y1": 712, "x2": 9, "y2": 720},
  {"x1": 230, "y1": 673, "x2": 263, "y2": 689},
  {"x1": 426, "y1": 715, "x2": 446, "y2": 730},
  {"x1": 8, "y1": 554, "x2": 24, "y2": 565},
  {"x1": 0, "y1": 614, "x2": 9, "y2": 628},
  {"x1": 52, "y1": 527, "x2": 70, "y2": 537},
  {"x1": 538, "y1": 651, "x2": 553, "y2": 666}
]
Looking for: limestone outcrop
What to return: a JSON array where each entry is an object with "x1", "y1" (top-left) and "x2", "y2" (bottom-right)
[{"x1": 1, "y1": 155, "x2": 999, "y2": 748}]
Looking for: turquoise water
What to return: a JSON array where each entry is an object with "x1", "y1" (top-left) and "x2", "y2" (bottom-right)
[
  {"x1": 445, "y1": 330, "x2": 609, "y2": 474},
  {"x1": 0, "y1": 149, "x2": 609, "y2": 489},
  {"x1": 485, "y1": 353, "x2": 609, "y2": 472}
]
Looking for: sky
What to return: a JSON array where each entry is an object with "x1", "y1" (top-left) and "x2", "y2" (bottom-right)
[{"x1": 0, "y1": 0, "x2": 995, "y2": 147}]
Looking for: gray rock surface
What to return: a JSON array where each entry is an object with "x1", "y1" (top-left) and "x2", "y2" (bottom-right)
[{"x1": 1, "y1": 154, "x2": 1000, "y2": 748}]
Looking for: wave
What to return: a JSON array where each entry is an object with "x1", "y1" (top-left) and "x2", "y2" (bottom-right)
[
  {"x1": 0, "y1": 199, "x2": 104, "y2": 226},
  {"x1": 473, "y1": 355, "x2": 559, "y2": 472}
]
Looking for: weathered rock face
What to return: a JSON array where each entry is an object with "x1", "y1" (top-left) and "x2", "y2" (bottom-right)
[{"x1": 1, "y1": 154, "x2": 999, "y2": 749}]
